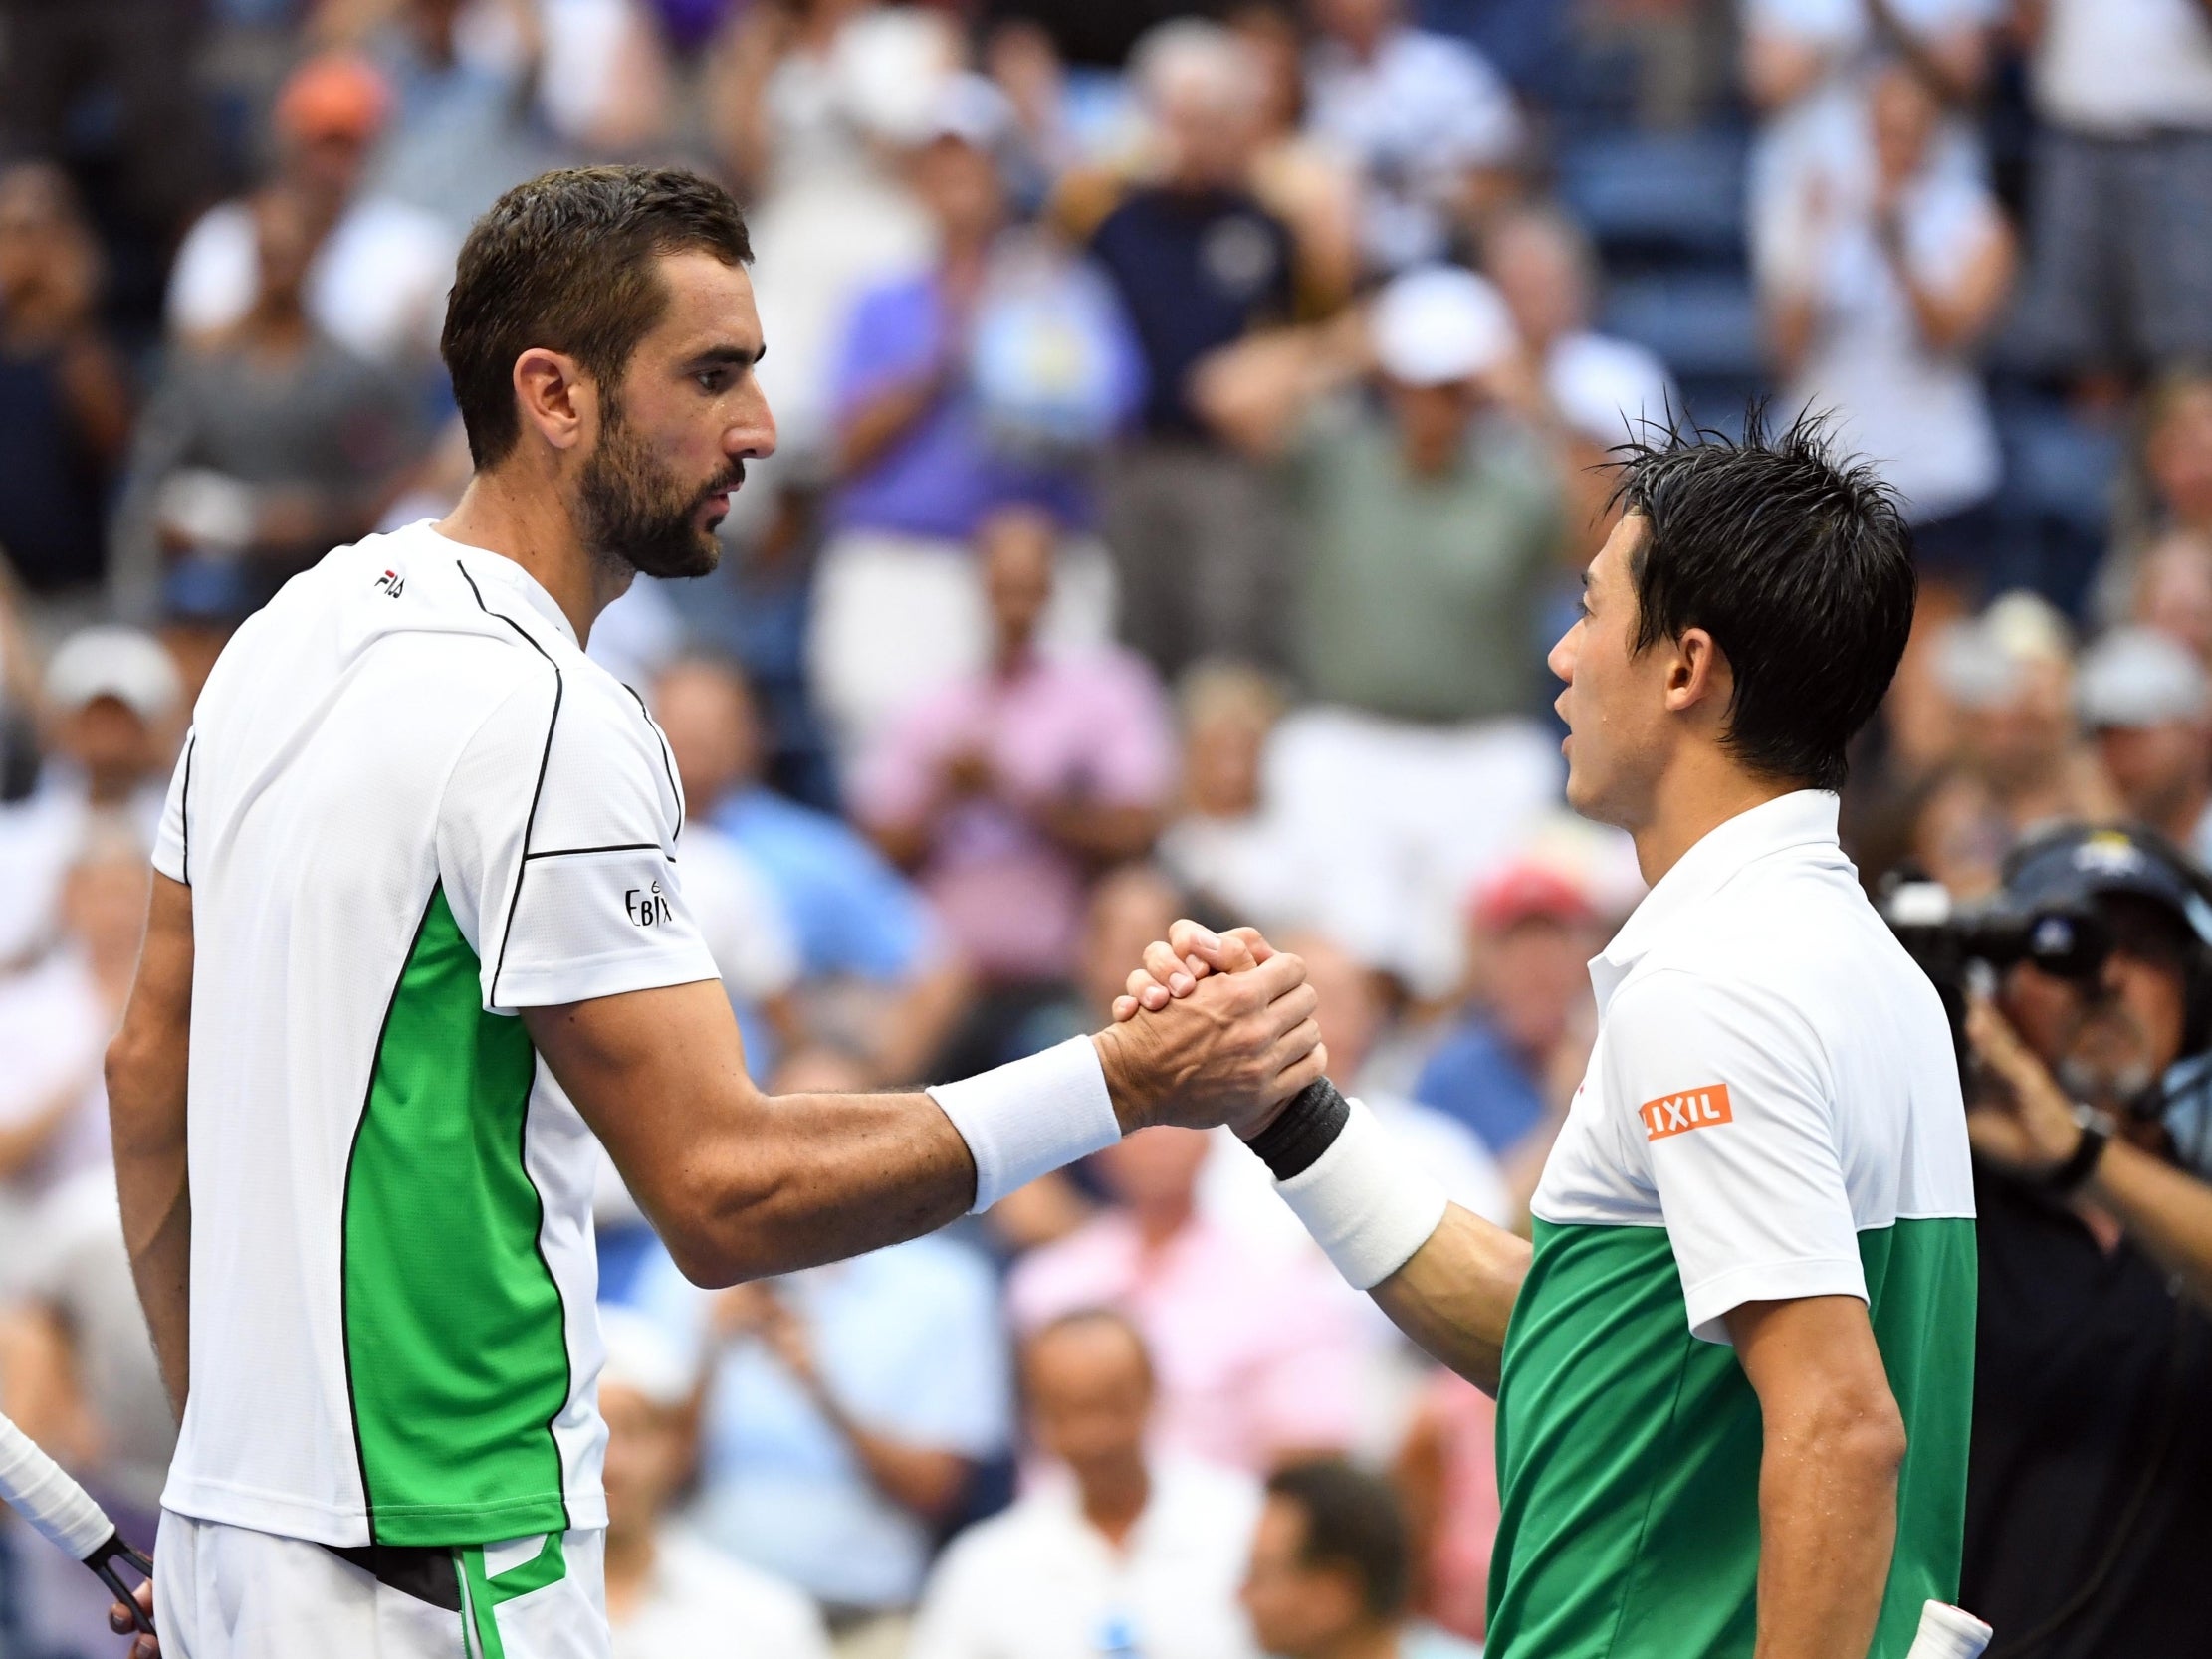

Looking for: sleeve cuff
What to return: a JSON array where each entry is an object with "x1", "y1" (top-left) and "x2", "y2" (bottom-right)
[{"x1": 1682, "y1": 1256, "x2": 1869, "y2": 1346}]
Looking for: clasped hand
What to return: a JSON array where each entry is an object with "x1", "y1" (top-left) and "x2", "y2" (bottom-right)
[{"x1": 1093, "y1": 920, "x2": 1316, "y2": 1139}]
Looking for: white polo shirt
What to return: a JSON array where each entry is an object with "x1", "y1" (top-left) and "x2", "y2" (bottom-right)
[
  {"x1": 152, "y1": 520, "x2": 720, "y2": 1550},
  {"x1": 906, "y1": 1459, "x2": 1264, "y2": 1659},
  {"x1": 1486, "y1": 790, "x2": 1976, "y2": 1659}
]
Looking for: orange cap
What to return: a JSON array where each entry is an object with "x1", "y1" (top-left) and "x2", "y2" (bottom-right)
[{"x1": 275, "y1": 53, "x2": 390, "y2": 145}]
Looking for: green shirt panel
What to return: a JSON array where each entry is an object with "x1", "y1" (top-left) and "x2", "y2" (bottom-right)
[
  {"x1": 1289, "y1": 406, "x2": 1565, "y2": 723},
  {"x1": 1487, "y1": 1216, "x2": 1975, "y2": 1658}
]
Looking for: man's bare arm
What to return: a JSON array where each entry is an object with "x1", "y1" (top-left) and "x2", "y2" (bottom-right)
[
  {"x1": 1728, "y1": 1295, "x2": 1907, "y2": 1659},
  {"x1": 1368, "y1": 1205, "x2": 1533, "y2": 1393},
  {"x1": 526, "y1": 949, "x2": 1321, "y2": 1287},
  {"x1": 108, "y1": 873, "x2": 194, "y2": 1419}
]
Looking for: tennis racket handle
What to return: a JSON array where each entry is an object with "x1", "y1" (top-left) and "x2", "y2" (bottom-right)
[
  {"x1": 0, "y1": 1408, "x2": 116, "y2": 1560},
  {"x1": 1905, "y1": 1600, "x2": 1993, "y2": 1659}
]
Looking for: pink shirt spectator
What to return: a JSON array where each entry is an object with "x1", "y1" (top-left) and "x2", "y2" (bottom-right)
[
  {"x1": 1006, "y1": 1209, "x2": 1360, "y2": 1473},
  {"x1": 851, "y1": 646, "x2": 1175, "y2": 982}
]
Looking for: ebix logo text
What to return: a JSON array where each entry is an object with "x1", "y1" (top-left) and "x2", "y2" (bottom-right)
[{"x1": 625, "y1": 882, "x2": 672, "y2": 927}]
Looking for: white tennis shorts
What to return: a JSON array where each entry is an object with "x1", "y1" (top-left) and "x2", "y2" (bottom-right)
[{"x1": 152, "y1": 1511, "x2": 610, "y2": 1659}]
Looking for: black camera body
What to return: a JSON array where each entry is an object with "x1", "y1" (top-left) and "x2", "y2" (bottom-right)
[{"x1": 1880, "y1": 877, "x2": 2113, "y2": 1077}]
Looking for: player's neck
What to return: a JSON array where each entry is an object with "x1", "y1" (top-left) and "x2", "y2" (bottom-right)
[
  {"x1": 439, "y1": 467, "x2": 629, "y2": 646},
  {"x1": 1629, "y1": 751, "x2": 1800, "y2": 890}
]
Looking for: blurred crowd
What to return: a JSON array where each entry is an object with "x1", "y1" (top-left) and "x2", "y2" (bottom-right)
[{"x1": 6, "y1": 0, "x2": 2212, "y2": 1656}]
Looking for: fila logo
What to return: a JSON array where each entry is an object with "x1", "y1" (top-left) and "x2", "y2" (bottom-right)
[
  {"x1": 373, "y1": 568, "x2": 406, "y2": 598},
  {"x1": 1639, "y1": 1084, "x2": 1733, "y2": 1141},
  {"x1": 624, "y1": 882, "x2": 673, "y2": 928}
]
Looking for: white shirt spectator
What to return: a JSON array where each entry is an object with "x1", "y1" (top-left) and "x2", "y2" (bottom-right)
[
  {"x1": 13, "y1": 1168, "x2": 176, "y2": 1513},
  {"x1": 907, "y1": 1459, "x2": 1264, "y2": 1659},
  {"x1": 1760, "y1": 162, "x2": 2005, "y2": 522},
  {"x1": 1305, "y1": 28, "x2": 1522, "y2": 273},
  {"x1": 166, "y1": 195, "x2": 458, "y2": 364},
  {"x1": 0, "y1": 948, "x2": 112, "y2": 1296},
  {"x1": 610, "y1": 1527, "x2": 832, "y2": 1659},
  {"x1": 2033, "y1": 0, "x2": 2212, "y2": 135}
]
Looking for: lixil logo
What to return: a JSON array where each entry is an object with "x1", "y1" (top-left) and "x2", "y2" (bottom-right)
[
  {"x1": 625, "y1": 882, "x2": 672, "y2": 928},
  {"x1": 1639, "y1": 1084, "x2": 1733, "y2": 1141}
]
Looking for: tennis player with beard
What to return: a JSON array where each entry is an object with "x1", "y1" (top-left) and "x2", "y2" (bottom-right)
[{"x1": 102, "y1": 166, "x2": 1326, "y2": 1659}]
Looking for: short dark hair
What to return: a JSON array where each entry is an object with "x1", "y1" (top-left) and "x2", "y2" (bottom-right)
[
  {"x1": 441, "y1": 165, "x2": 753, "y2": 468},
  {"x1": 1611, "y1": 407, "x2": 1916, "y2": 792},
  {"x1": 1265, "y1": 1458, "x2": 1410, "y2": 1621}
]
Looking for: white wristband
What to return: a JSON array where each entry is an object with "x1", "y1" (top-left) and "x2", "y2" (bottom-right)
[
  {"x1": 1275, "y1": 1098, "x2": 1448, "y2": 1290},
  {"x1": 929, "y1": 1036, "x2": 1122, "y2": 1213}
]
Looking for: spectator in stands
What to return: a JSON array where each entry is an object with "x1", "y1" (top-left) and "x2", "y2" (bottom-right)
[
  {"x1": 853, "y1": 507, "x2": 1174, "y2": 1024},
  {"x1": 0, "y1": 628, "x2": 176, "y2": 969},
  {"x1": 1092, "y1": 20, "x2": 1299, "y2": 678},
  {"x1": 659, "y1": 654, "x2": 969, "y2": 1084},
  {"x1": 1415, "y1": 856, "x2": 1601, "y2": 1184},
  {"x1": 1195, "y1": 265, "x2": 1568, "y2": 991},
  {"x1": 1008, "y1": 1117, "x2": 1360, "y2": 1475},
  {"x1": 1935, "y1": 592, "x2": 2115, "y2": 835},
  {"x1": 166, "y1": 53, "x2": 457, "y2": 373},
  {"x1": 0, "y1": 0, "x2": 217, "y2": 252},
  {"x1": 1156, "y1": 660, "x2": 1308, "y2": 934},
  {"x1": 637, "y1": 1047, "x2": 1013, "y2": 1658},
  {"x1": 1393, "y1": 1369, "x2": 1498, "y2": 1648},
  {"x1": 0, "y1": 162, "x2": 131, "y2": 604},
  {"x1": 355, "y1": 0, "x2": 562, "y2": 234},
  {"x1": 908, "y1": 1309, "x2": 1265, "y2": 1659},
  {"x1": 812, "y1": 74, "x2": 1139, "y2": 759},
  {"x1": 1742, "y1": 0, "x2": 1996, "y2": 223},
  {"x1": 113, "y1": 188, "x2": 425, "y2": 614},
  {"x1": 2133, "y1": 532, "x2": 2212, "y2": 670},
  {"x1": 0, "y1": 1157, "x2": 172, "y2": 1656},
  {"x1": 2077, "y1": 626, "x2": 2212, "y2": 866},
  {"x1": 1761, "y1": 59, "x2": 2014, "y2": 583},
  {"x1": 1229, "y1": 2, "x2": 1361, "y2": 315},
  {"x1": 2018, "y1": 0, "x2": 2212, "y2": 382},
  {"x1": 651, "y1": 654, "x2": 804, "y2": 1058},
  {"x1": 1480, "y1": 202, "x2": 1677, "y2": 532},
  {"x1": 2104, "y1": 370, "x2": 2212, "y2": 611},
  {"x1": 1241, "y1": 1458, "x2": 1481, "y2": 1659},
  {"x1": 597, "y1": 1307, "x2": 831, "y2": 1659},
  {"x1": 1302, "y1": 0, "x2": 1525, "y2": 275}
]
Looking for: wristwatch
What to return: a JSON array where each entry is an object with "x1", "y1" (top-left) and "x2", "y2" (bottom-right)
[{"x1": 2045, "y1": 1104, "x2": 2117, "y2": 1197}]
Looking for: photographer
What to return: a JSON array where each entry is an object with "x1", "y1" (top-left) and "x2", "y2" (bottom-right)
[{"x1": 1956, "y1": 824, "x2": 2212, "y2": 1657}]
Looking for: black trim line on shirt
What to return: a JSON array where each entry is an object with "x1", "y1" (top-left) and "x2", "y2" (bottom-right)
[
  {"x1": 619, "y1": 681, "x2": 684, "y2": 838},
  {"x1": 454, "y1": 558, "x2": 574, "y2": 1532},
  {"x1": 456, "y1": 560, "x2": 563, "y2": 1006},
  {"x1": 337, "y1": 886, "x2": 442, "y2": 1542},
  {"x1": 177, "y1": 730, "x2": 196, "y2": 885},
  {"x1": 521, "y1": 841, "x2": 668, "y2": 863}
]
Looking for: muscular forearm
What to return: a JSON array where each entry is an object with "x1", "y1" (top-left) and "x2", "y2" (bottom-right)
[
  {"x1": 2089, "y1": 1138, "x2": 2212, "y2": 1312},
  {"x1": 1752, "y1": 1413, "x2": 1903, "y2": 1659},
  {"x1": 1369, "y1": 1204, "x2": 1532, "y2": 1393}
]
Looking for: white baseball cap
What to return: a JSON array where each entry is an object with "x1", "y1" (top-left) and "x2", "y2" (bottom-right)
[
  {"x1": 44, "y1": 626, "x2": 182, "y2": 725},
  {"x1": 2077, "y1": 625, "x2": 2210, "y2": 729},
  {"x1": 1371, "y1": 266, "x2": 1518, "y2": 388}
]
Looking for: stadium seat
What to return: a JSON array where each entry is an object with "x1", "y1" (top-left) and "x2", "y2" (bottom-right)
[
  {"x1": 1600, "y1": 272, "x2": 1765, "y2": 382},
  {"x1": 1557, "y1": 130, "x2": 1748, "y2": 264}
]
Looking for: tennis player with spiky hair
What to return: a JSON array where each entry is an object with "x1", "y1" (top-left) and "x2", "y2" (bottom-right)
[
  {"x1": 1122, "y1": 416, "x2": 1984, "y2": 1659},
  {"x1": 103, "y1": 165, "x2": 1325, "y2": 1659}
]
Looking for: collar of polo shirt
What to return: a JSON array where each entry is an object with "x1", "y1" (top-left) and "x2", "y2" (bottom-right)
[{"x1": 1589, "y1": 790, "x2": 1845, "y2": 1012}]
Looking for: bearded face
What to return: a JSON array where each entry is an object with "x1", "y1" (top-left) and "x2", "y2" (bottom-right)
[{"x1": 575, "y1": 391, "x2": 743, "y2": 581}]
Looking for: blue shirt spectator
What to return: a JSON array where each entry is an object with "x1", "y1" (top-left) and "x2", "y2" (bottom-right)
[
  {"x1": 715, "y1": 784, "x2": 936, "y2": 982},
  {"x1": 632, "y1": 1230, "x2": 1013, "y2": 1612},
  {"x1": 1414, "y1": 1018, "x2": 1548, "y2": 1162}
]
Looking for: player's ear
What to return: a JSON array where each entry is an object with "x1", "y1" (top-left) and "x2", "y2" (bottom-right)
[
  {"x1": 1665, "y1": 627, "x2": 1729, "y2": 716},
  {"x1": 512, "y1": 347, "x2": 590, "y2": 454}
]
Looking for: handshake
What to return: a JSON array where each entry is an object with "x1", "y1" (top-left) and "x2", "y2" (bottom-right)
[{"x1": 1088, "y1": 920, "x2": 1327, "y2": 1140}]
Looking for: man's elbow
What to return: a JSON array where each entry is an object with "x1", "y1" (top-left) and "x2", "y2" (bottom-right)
[
  {"x1": 652, "y1": 1169, "x2": 807, "y2": 1289},
  {"x1": 105, "y1": 1027, "x2": 182, "y2": 1152},
  {"x1": 1800, "y1": 1385, "x2": 1908, "y2": 1480}
]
